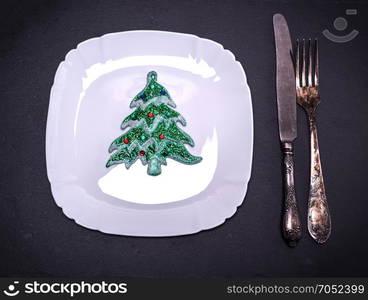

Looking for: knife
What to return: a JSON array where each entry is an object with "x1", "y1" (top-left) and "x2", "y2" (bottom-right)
[{"x1": 273, "y1": 13, "x2": 301, "y2": 247}]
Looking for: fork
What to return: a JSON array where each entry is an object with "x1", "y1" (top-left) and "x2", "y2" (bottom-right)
[{"x1": 295, "y1": 39, "x2": 331, "y2": 244}]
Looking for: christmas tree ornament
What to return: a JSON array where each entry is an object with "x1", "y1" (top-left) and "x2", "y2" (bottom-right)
[{"x1": 106, "y1": 71, "x2": 202, "y2": 176}]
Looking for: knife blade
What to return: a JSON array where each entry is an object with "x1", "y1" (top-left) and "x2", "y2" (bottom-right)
[
  {"x1": 273, "y1": 13, "x2": 297, "y2": 142},
  {"x1": 273, "y1": 13, "x2": 301, "y2": 247}
]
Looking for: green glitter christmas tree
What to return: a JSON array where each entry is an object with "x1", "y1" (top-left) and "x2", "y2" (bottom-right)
[{"x1": 106, "y1": 71, "x2": 202, "y2": 176}]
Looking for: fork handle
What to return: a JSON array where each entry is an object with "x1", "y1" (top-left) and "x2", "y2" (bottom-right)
[
  {"x1": 307, "y1": 116, "x2": 331, "y2": 243},
  {"x1": 281, "y1": 142, "x2": 302, "y2": 247}
]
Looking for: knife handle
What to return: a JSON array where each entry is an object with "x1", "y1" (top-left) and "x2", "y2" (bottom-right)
[{"x1": 281, "y1": 142, "x2": 302, "y2": 247}]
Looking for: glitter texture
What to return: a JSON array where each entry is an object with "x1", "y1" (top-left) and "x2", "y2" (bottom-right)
[
  {"x1": 121, "y1": 102, "x2": 182, "y2": 128},
  {"x1": 106, "y1": 71, "x2": 202, "y2": 176},
  {"x1": 131, "y1": 71, "x2": 171, "y2": 105}
]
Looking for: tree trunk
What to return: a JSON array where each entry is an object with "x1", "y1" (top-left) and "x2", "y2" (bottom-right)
[{"x1": 147, "y1": 158, "x2": 161, "y2": 176}]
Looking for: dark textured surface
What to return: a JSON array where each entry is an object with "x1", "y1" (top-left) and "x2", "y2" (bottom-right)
[{"x1": 1, "y1": 0, "x2": 367, "y2": 278}]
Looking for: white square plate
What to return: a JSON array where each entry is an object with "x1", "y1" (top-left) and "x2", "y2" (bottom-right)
[{"x1": 46, "y1": 31, "x2": 253, "y2": 236}]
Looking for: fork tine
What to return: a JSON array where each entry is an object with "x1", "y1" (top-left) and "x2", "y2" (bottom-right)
[
  {"x1": 301, "y1": 39, "x2": 306, "y2": 87},
  {"x1": 314, "y1": 38, "x2": 319, "y2": 87},
  {"x1": 295, "y1": 39, "x2": 300, "y2": 87},
  {"x1": 308, "y1": 39, "x2": 312, "y2": 86}
]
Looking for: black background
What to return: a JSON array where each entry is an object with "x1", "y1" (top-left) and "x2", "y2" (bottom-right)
[{"x1": 1, "y1": 0, "x2": 367, "y2": 278}]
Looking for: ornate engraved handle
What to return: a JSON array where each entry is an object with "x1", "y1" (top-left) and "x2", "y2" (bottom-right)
[
  {"x1": 307, "y1": 116, "x2": 331, "y2": 243},
  {"x1": 281, "y1": 142, "x2": 302, "y2": 247},
  {"x1": 282, "y1": 143, "x2": 302, "y2": 247}
]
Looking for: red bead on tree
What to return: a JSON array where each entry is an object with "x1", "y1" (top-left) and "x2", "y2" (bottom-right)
[
  {"x1": 159, "y1": 134, "x2": 165, "y2": 140},
  {"x1": 123, "y1": 138, "x2": 129, "y2": 144},
  {"x1": 147, "y1": 112, "x2": 154, "y2": 118},
  {"x1": 139, "y1": 150, "x2": 146, "y2": 156}
]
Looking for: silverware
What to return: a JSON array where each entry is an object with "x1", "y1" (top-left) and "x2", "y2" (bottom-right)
[
  {"x1": 273, "y1": 14, "x2": 302, "y2": 247},
  {"x1": 295, "y1": 39, "x2": 331, "y2": 243}
]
